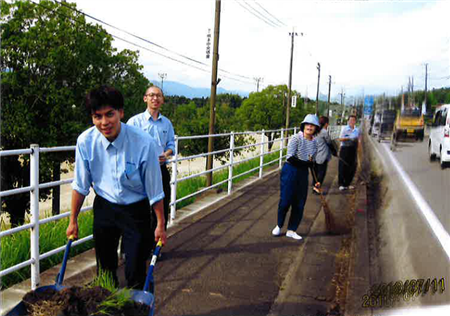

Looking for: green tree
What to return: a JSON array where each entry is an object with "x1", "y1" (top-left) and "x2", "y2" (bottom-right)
[
  {"x1": 172, "y1": 100, "x2": 247, "y2": 168},
  {"x1": 235, "y1": 85, "x2": 311, "y2": 150},
  {"x1": 1, "y1": 0, "x2": 149, "y2": 225}
]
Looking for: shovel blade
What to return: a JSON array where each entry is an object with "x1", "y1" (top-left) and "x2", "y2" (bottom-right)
[{"x1": 131, "y1": 290, "x2": 155, "y2": 309}]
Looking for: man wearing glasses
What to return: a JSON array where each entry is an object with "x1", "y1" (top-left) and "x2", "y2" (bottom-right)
[{"x1": 128, "y1": 86, "x2": 175, "y2": 253}]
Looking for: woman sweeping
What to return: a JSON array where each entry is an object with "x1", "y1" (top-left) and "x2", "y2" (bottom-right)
[{"x1": 272, "y1": 114, "x2": 320, "y2": 240}]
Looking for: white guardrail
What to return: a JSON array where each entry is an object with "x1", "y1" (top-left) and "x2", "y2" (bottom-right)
[{"x1": 0, "y1": 127, "x2": 306, "y2": 290}]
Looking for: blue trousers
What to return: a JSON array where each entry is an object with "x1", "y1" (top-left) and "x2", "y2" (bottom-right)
[{"x1": 277, "y1": 162, "x2": 309, "y2": 231}]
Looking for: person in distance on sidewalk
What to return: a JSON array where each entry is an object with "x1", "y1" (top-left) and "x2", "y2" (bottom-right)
[
  {"x1": 338, "y1": 115, "x2": 360, "y2": 191},
  {"x1": 272, "y1": 114, "x2": 320, "y2": 241},
  {"x1": 311, "y1": 116, "x2": 333, "y2": 195},
  {"x1": 127, "y1": 85, "x2": 175, "y2": 259}
]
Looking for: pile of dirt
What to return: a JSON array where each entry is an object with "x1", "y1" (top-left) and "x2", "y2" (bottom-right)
[{"x1": 22, "y1": 286, "x2": 150, "y2": 316}]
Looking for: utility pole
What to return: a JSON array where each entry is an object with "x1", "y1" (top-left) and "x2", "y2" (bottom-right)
[
  {"x1": 315, "y1": 62, "x2": 321, "y2": 116},
  {"x1": 424, "y1": 63, "x2": 428, "y2": 113},
  {"x1": 327, "y1": 75, "x2": 332, "y2": 118},
  {"x1": 158, "y1": 73, "x2": 167, "y2": 93},
  {"x1": 206, "y1": 0, "x2": 221, "y2": 187},
  {"x1": 254, "y1": 77, "x2": 263, "y2": 92},
  {"x1": 401, "y1": 85, "x2": 405, "y2": 111},
  {"x1": 339, "y1": 88, "x2": 345, "y2": 121},
  {"x1": 286, "y1": 30, "x2": 298, "y2": 144},
  {"x1": 50, "y1": 11, "x2": 66, "y2": 213}
]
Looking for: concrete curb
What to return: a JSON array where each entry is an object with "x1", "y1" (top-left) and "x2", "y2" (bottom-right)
[
  {"x1": 344, "y1": 129, "x2": 372, "y2": 316},
  {"x1": 344, "y1": 181, "x2": 371, "y2": 316}
]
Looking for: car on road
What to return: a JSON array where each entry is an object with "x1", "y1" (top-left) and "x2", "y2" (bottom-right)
[{"x1": 428, "y1": 104, "x2": 450, "y2": 168}]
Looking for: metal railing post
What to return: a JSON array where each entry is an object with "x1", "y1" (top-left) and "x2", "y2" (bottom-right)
[
  {"x1": 294, "y1": 126, "x2": 297, "y2": 135},
  {"x1": 259, "y1": 130, "x2": 264, "y2": 178},
  {"x1": 30, "y1": 144, "x2": 40, "y2": 289},
  {"x1": 170, "y1": 136, "x2": 178, "y2": 224},
  {"x1": 228, "y1": 132, "x2": 235, "y2": 195},
  {"x1": 279, "y1": 129, "x2": 284, "y2": 169}
]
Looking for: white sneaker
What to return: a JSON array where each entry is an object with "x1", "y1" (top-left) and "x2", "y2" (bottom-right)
[
  {"x1": 348, "y1": 185, "x2": 355, "y2": 190},
  {"x1": 272, "y1": 226, "x2": 282, "y2": 236},
  {"x1": 339, "y1": 186, "x2": 346, "y2": 191},
  {"x1": 286, "y1": 230, "x2": 302, "y2": 240}
]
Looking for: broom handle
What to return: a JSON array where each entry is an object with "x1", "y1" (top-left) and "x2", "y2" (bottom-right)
[{"x1": 310, "y1": 167, "x2": 327, "y2": 203}]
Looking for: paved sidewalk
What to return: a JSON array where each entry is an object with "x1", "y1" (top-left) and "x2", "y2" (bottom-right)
[{"x1": 1, "y1": 156, "x2": 368, "y2": 316}]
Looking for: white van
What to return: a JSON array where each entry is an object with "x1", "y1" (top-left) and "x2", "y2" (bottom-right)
[{"x1": 428, "y1": 104, "x2": 450, "y2": 168}]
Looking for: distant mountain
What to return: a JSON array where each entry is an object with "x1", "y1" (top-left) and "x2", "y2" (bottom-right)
[{"x1": 151, "y1": 80, "x2": 249, "y2": 98}]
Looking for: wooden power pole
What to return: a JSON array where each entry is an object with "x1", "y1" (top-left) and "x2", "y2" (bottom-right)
[
  {"x1": 286, "y1": 30, "x2": 297, "y2": 144},
  {"x1": 206, "y1": 0, "x2": 221, "y2": 187},
  {"x1": 424, "y1": 63, "x2": 428, "y2": 113},
  {"x1": 254, "y1": 77, "x2": 263, "y2": 92},
  {"x1": 327, "y1": 75, "x2": 332, "y2": 118},
  {"x1": 315, "y1": 62, "x2": 320, "y2": 115}
]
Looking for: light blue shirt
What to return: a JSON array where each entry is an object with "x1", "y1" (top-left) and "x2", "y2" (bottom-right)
[
  {"x1": 127, "y1": 110, "x2": 175, "y2": 156},
  {"x1": 72, "y1": 123, "x2": 164, "y2": 206},
  {"x1": 339, "y1": 125, "x2": 360, "y2": 147}
]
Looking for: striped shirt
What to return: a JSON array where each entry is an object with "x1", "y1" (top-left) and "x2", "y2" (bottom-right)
[{"x1": 286, "y1": 132, "x2": 318, "y2": 162}]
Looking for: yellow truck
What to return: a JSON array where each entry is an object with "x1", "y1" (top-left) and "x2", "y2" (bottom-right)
[{"x1": 393, "y1": 108, "x2": 424, "y2": 142}]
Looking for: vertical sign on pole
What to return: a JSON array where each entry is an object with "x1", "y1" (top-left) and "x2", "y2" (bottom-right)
[{"x1": 292, "y1": 95, "x2": 297, "y2": 108}]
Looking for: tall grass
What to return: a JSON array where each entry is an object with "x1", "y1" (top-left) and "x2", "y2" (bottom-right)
[
  {"x1": 1, "y1": 150, "x2": 284, "y2": 289},
  {"x1": 176, "y1": 150, "x2": 283, "y2": 208},
  {"x1": 1, "y1": 212, "x2": 94, "y2": 289}
]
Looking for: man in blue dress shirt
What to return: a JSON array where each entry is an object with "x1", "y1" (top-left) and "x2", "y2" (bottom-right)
[
  {"x1": 127, "y1": 86, "x2": 175, "y2": 238},
  {"x1": 338, "y1": 115, "x2": 360, "y2": 191},
  {"x1": 66, "y1": 86, "x2": 166, "y2": 288}
]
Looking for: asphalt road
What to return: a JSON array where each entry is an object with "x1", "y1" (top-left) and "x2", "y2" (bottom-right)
[
  {"x1": 367, "y1": 134, "x2": 450, "y2": 312},
  {"x1": 148, "y1": 170, "x2": 327, "y2": 316}
]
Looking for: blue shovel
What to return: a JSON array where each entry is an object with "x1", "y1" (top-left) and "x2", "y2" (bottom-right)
[
  {"x1": 6, "y1": 236, "x2": 74, "y2": 316},
  {"x1": 130, "y1": 239, "x2": 163, "y2": 316}
]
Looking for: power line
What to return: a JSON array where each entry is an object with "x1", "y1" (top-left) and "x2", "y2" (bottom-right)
[
  {"x1": 51, "y1": 0, "x2": 253, "y2": 83},
  {"x1": 114, "y1": 34, "x2": 253, "y2": 84},
  {"x1": 233, "y1": 0, "x2": 278, "y2": 28},
  {"x1": 252, "y1": 0, "x2": 286, "y2": 27},
  {"x1": 242, "y1": 0, "x2": 281, "y2": 27}
]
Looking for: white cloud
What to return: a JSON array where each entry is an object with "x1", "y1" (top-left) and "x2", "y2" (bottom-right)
[{"x1": 69, "y1": 0, "x2": 450, "y2": 97}]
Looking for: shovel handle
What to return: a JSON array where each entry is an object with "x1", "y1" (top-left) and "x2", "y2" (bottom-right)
[
  {"x1": 55, "y1": 235, "x2": 74, "y2": 286},
  {"x1": 143, "y1": 239, "x2": 163, "y2": 293}
]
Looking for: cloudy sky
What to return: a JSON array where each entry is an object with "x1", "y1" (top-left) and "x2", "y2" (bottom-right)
[{"x1": 70, "y1": 0, "x2": 450, "y2": 99}]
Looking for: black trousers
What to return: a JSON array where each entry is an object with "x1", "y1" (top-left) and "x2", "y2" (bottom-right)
[
  {"x1": 311, "y1": 161, "x2": 329, "y2": 186},
  {"x1": 93, "y1": 195, "x2": 152, "y2": 289},
  {"x1": 338, "y1": 146, "x2": 357, "y2": 187}
]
